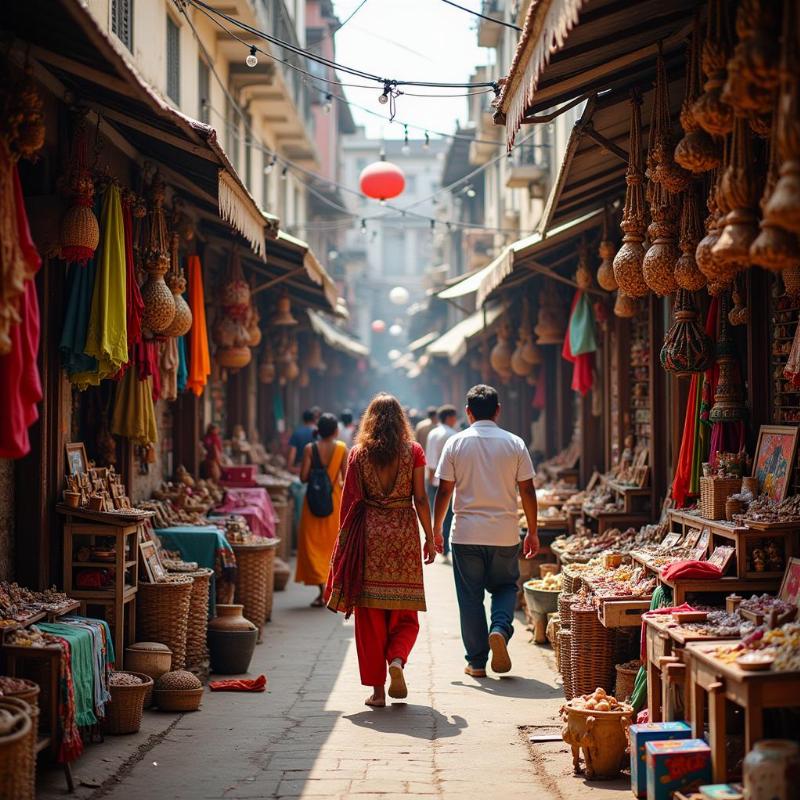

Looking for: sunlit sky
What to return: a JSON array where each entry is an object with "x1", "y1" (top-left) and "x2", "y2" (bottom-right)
[{"x1": 331, "y1": 0, "x2": 498, "y2": 140}]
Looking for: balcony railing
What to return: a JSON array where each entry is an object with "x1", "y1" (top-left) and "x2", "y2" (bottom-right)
[{"x1": 269, "y1": 0, "x2": 313, "y2": 129}]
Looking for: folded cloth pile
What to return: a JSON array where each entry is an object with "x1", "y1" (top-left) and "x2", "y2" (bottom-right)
[
  {"x1": 661, "y1": 560, "x2": 722, "y2": 581},
  {"x1": 208, "y1": 674, "x2": 267, "y2": 692}
]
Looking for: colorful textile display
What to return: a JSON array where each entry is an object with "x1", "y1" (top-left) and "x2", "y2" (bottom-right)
[
  {"x1": 79, "y1": 184, "x2": 128, "y2": 385},
  {"x1": 0, "y1": 164, "x2": 43, "y2": 458},
  {"x1": 121, "y1": 192, "x2": 144, "y2": 357},
  {"x1": 186, "y1": 255, "x2": 210, "y2": 396},
  {"x1": 60, "y1": 254, "x2": 98, "y2": 381},
  {"x1": 660, "y1": 561, "x2": 723, "y2": 581},
  {"x1": 111, "y1": 365, "x2": 158, "y2": 445},
  {"x1": 213, "y1": 487, "x2": 277, "y2": 539},
  {"x1": 160, "y1": 336, "x2": 179, "y2": 401},
  {"x1": 60, "y1": 616, "x2": 115, "y2": 717},
  {"x1": 177, "y1": 335, "x2": 188, "y2": 392},
  {"x1": 561, "y1": 291, "x2": 596, "y2": 395},
  {"x1": 135, "y1": 339, "x2": 162, "y2": 402},
  {"x1": 630, "y1": 586, "x2": 675, "y2": 712},
  {"x1": 49, "y1": 636, "x2": 83, "y2": 763}
]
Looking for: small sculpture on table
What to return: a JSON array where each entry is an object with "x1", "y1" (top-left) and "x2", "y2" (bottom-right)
[{"x1": 201, "y1": 424, "x2": 224, "y2": 481}]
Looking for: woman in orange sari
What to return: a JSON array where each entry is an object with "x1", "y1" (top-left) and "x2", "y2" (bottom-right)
[
  {"x1": 326, "y1": 394, "x2": 441, "y2": 707},
  {"x1": 296, "y1": 413, "x2": 347, "y2": 606}
]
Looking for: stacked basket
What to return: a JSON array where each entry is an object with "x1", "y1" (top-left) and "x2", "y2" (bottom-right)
[
  {"x1": 232, "y1": 541, "x2": 277, "y2": 641},
  {"x1": 570, "y1": 601, "x2": 615, "y2": 696},
  {"x1": 184, "y1": 568, "x2": 213, "y2": 675},
  {"x1": 0, "y1": 696, "x2": 37, "y2": 800},
  {"x1": 137, "y1": 576, "x2": 194, "y2": 670},
  {"x1": 557, "y1": 593, "x2": 575, "y2": 700}
]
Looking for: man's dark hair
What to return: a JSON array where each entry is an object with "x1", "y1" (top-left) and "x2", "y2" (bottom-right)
[
  {"x1": 438, "y1": 404, "x2": 457, "y2": 424},
  {"x1": 302, "y1": 409, "x2": 315, "y2": 424},
  {"x1": 340, "y1": 409, "x2": 353, "y2": 426},
  {"x1": 466, "y1": 384, "x2": 499, "y2": 421},
  {"x1": 317, "y1": 413, "x2": 339, "y2": 439},
  {"x1": 426, "y1": 405, "x2": 437, "y2": 419}
]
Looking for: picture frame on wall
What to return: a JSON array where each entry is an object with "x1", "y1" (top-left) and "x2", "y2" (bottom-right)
[
  {"x1": 139, "y1": 540, "x2": 167, "y2": 583},
  {"x1": 779, "y1": 557, "x2": 800, "y2": 607},
  {"x1": 752, "y1": 425, "x2": 800, "y2": 502},
  {"x1": 65, "y1": 442, "x2": 89, "y2": 476}
]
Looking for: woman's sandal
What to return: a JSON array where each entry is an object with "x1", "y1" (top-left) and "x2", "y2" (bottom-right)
[{"x1": 388, "y1": 663, "x2": 408, "y2": 699}]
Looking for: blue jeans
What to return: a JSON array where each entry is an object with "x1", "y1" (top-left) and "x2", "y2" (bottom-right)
[
  {"x1": 427, "y1": 484, "x2": 452, "y2": 555},
  {"x1": 452, "y1": 543, "x2": 520, "y2": 669}
]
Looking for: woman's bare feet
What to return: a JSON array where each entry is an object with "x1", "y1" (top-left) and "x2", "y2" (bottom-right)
[{"x1": 365, "y1": 687, "x2": 386, "y2": 707}]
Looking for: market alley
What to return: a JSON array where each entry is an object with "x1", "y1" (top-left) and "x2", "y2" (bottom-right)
[{"x1": 39, "y1": 561, "x2": 626, "y2": 800}]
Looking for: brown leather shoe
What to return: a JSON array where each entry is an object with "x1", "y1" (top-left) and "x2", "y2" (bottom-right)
[
  {"x1": 489, "y1": 631, "x2": 511, "y2": 674},
  {"x1": 464, "y1": 665, "x2": 487, "y2": 678}
]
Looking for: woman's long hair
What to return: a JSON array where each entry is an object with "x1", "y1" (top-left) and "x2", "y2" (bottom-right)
[{"x1": 355, "y1": 393, "x2": 413, "y2": 466}]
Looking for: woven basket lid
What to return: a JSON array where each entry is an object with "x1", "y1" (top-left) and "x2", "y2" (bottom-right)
[{"x1": 127, "y1": 641, "x2": 172, "y2": 654}]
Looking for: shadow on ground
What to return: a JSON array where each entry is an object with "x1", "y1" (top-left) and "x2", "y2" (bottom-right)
[{"x1": 344, "y1": 704, "x2": 468, "y2": 739}]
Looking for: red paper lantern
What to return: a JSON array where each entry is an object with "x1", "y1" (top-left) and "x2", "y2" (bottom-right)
[
  {"x1": 371, "y1": 319, "x2": 386, "y2": 333},
  {"x1": 359, "y1": 161, "x2": 405, "y2": 201}
]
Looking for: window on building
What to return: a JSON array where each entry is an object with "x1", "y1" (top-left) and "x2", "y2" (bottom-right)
[
  {"x1": 111, "y1": 0, "x2": 133, "y2": 51},
  {"x1": 197, "y1": 58, "x2": 210, "y2": 124},
  {"x1": 166, "y1": 15, "x2": 180, "y2": 104}
]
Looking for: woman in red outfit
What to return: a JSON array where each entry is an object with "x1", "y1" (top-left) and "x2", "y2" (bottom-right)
[{"x1": 326, "y1": 393, "x2": 441, "y2": 707}]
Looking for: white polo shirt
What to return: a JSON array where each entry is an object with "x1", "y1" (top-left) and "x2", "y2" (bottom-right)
[
  {"x1": 435, "y1": 420, "x2": 535, "y2": 546},
  {"x1": 425, "y1": 423, "x2": 457, "y2": 487}
]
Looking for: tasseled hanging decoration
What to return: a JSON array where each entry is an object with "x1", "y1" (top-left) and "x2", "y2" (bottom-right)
[
  {"x1": 691, "y1": 0, "x2": 734, "y2": 137},
  {"x1": 676, "y1": 183, "x2": 708, "y2": 290},
  {"x1": 660, "y1": 289, "x2": 714, "y2": 376},
  {"x1": 613, "y1": 91, "x2": 649, "y2": 297},
  {"x1": 676, "y1": 13, "x2": 722, "y2": 173},
  {"x1": 162, "y1": 223, "x2": 192, "y2": 338},
  {"x1": 596, "y1": 206, "x2": 618, "y2": 291},
  {"x1": 709, "y1": 292, "x2": 747, "y2": 424},
  {"x1": 140, "y1": 172, "x2": 176, "y2": 335}
]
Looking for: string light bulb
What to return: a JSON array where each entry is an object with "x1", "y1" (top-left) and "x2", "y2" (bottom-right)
[
  {"x1": 423, "y1": 131, "x2": 430, "y2": 150},
  {"x1": 378, "y1": 89, "x2": 389, "y2": 105},
  {"x1": 401, "y1": 125, "x2": 410, "y2": 156},
  {"x1": 324, "y1": 93, "x2": 333, "y2": 113},
  {"x1": 465, "y1": 184, "x2": 476, "y2": 198},
  {"x1": 264, "y1": 154, "x2": 277, "y2": 175},
  {"x1": 360, "y1": 219, "x2": 368, "y2": 237},
  {"x1": 280, "y1": 166, "x2": 288, "y2": 180},
  {"x1": 246, "y1": 46, "x2": 258, "y2": 68}
]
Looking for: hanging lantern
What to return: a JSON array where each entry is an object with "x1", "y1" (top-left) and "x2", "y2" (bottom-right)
[
  {"x1": 696, "y1": 168, "x2": 730, "y2": 285},
  {"x1": 246, "y1": 305, "x2": 262, "y2": 347},
  {"x1": 613, "y1": 91, "x2": 649, "y2": 298},
  {"x1": 534, "y1": 282, "x2": 566, "y2": 344},
  {"x1": 389, "y1": 286, "x2": 410, "y2": 305},
  {"x1": 596, "y1": 208, "x2": 618, "y2": 291},
  {"x1": 258, "y1": 342, "x2": 275, "y2": 384},
  {"x1": 270, "y1": 291, "x2": 297, "y2": 327},
  {"x1": 299, "y1": 366, "x2": 310, "y2": 388},
  {"x1": 163, "y1": 229, "x2": 193, "y2": 338},
  {"x1": 660, "y1": 289, "x2": 714, "y2": 376},
  {"x1": 140, "y1": 173, "x2": 177, "y2": 335},
  {"x1": 613, "y1": 292, "x2": 638, "y2": 319},
  {"x1": 359, "y1": 160, "x2": 406, "y2": 201},
  {"x1": 709, "y1": 293, "x2": 746, "y2": 423},
  {"x1": 691, "y1": 0, "x2": 734, "y2": 137},
  {"x1": 490, "y1": 321, "x2": 513, "y2": 376},
  {"x1": 306, "y1": 338, "x2": 327, "y2": 371},
  {"x1": 371, "y1": 319, "x2": 386, "y2": 333},
  {"x1": 643, "y1": 182, "x2": 680, "y2": 295},
  {"x1": 675, "y1": 184, "x2": 708, "y2": 291},
  {"x1": 216, "y1": 345, "x2": 251, "y2": 370},
  {"x1": 59, "y1": 113, "x2": 100, "y2": 265},
  {"x1": 575, "y1": 241, "x2": 593, "y2": 290},
  {"x1": 389, "y1": 323, "x2": 403, "y2": 337}
]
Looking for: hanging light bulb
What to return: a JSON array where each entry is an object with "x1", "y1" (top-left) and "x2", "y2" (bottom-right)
[
  {"x1": 360, "y1": 219, "x2": 368, "y2": 237},
  {"x1": 246, "y1": 46, "x2": 258, "y2": 68},
  {"x1": 280, "y1": 166, "x2": 288, "y2": 180},
  {"x1": 423, "y1": 131, "x2": 430, "y2": 150},
  {"x1": 401, "y1": 126, "x2": 410, "y2": 156},
  {"x1": 465, "y1": 184, "x2": 476, "y2": 198},
  {"x1": 264, "y1": 154, "x2": 277, "y2": 174},
  {"x1": 324, "y1": 93, "x2": 333, "y2": 113},
  {"x1": 378, "y1": 89, "x2": 389, "y2": 105},
  {"x1": 379, "y1": 199, "x2": 387, "y2": 206},
  {"x1": 430, "y1": 219, "x2": 436, "y2": 233}
]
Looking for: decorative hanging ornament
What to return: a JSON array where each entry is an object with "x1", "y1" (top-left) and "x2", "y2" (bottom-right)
[
  {"x1": 370, "y1": 319, "x2": 386, "y2": 333},
  {"x1": 613, "y1": 291, "x2": 639, "y2": 319},
  {"x1": 675, "y1": 184, "x2": 708, "y2": 290},
  {"x1": 359, "y1": 159, "x2": 405, "y2": 201},
  {"x1": 613, "y1": 91, "x2": 649, "y2": 298},
  {"x1": 59, "y1": 113, "x2": 100, "y2": 265},
  {"x1": 490, "y1": 321, "x2": 513, "y2": 378},
  {"x1": 258, "y1": 342, "x2": 275, "y2": 384},
  {"x1": 140, "y1": 173, "x2": 177, "y2": 335},
  {"x1": 534, "y1": 282, "x2": 567, "y2": 343},
  {"x1": 306, "y1": 338, "x2": 327, "y2": 372},
  {"x1": 389, "y1": 323, "x2": 403, "y2": 337},
  {"x1": 691, "y1": 0, "x2": 734, "y2": 137},
  {"x1": 659, "y1": 289, "x2": 714, "y2": 376},
  {"x1": 270, "y1": 292, "x2": 297, "y2": 327},
  {"x1": 510, "y1": 300, "x2": 535, "y2": 377},
  {"x1": 575, "y1": 240, "x2": 593, "y2": 290},
  {"x1": 709, "y1": 292, "x2": 746, "y2": 423},
  {"x1": 162, "y1": 227, "x2": 193, "y2": 338},
  {"x1": 675, "y1": 14, "x2": 722, "y2": 173},
  {"x1": 389, "y1": 285, "x2": 410, "y2": 305},
  {"x1": 696, "y1": 165, "x2": 732, "y2": 285},
  {"x1": 729, "y1": 282, "x2": 750, "y2": 326},
  {"x1": 596, "y1": 207, "x2": 618, "y2": 291},
  {"x1": 643, "y1": 180, "x2": 679, "y2": 296}
]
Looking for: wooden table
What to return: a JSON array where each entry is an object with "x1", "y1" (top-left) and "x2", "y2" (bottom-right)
[
  {"x1": 582, "y1": 508, "x2": 651, "y2": 536},
  {"x1": 685, "y1": 641, "x2": 800, "y2": 783}
]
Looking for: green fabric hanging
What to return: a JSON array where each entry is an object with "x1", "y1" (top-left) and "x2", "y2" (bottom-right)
[{"x1": 569, "y1": 293, "x2": 597, "y2": 356}]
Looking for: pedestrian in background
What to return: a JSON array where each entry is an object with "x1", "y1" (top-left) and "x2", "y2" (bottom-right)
[
  {"x1": 433, "y1": 385, "x2": 539, "y2": 678},
  {"x1": 287, "y1": 409, "x2": 317, "y2": 476},
  {"x1": 339, "y1": 409, "x2": 356, "y2": 448},
  {"x1": 326, "y1": 393, "x2": 439, "y2": 708},
  {"x1": 414, "y1": 406, "x2": 437, "y2": 450},
  {"x1": 425, "y1": 404, "x2": 458, "y2": 561}
]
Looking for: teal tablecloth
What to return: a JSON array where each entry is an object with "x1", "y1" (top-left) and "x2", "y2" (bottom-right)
[{"x1": 154, "y1": 525, "x2": 236, "y2": 616}]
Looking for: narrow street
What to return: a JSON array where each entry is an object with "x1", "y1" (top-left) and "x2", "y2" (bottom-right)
[{"x1": 40, "y1": 562, "x2": 627, "y2": 800}]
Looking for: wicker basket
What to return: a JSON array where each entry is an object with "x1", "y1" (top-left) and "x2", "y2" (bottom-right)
[
  {"x1": 136, "y1": 577, "x2": 194, "y2": 670},
  {"x1": 547, "y1": 615, "x2": 561, "y2": 669},
  {"x1": 558, "y1": 592, "x2": 575, "y2": 628},
  {"x1": 152, "y1": 687, "x2": 203, "y2": 712},
  {"x1": 570, "y1": 604, "x2": 615, "y2": 697},
  {"x1": 699, "y1": 476, "x2": 741, "y2": 520},
  {"x1": 0, "y1": 696, "x2": 36, "y2": 800},
  {"x1": 562, "y1": 567, "x2": 584, "y2": 595},
  {"x1": 124, "y1": 642, "x2": 172, "y2": 706},
  {"x1": 232, "y1": 541, "x2": 277, "y2": 640},
  {"x1": 273, "y1": 557, "x2": 291, "y2": 592},
  {"x1": 185, "y1": 568, "x2": 213, "y2": 674},
  {"x1": 558, "y1": 629, "x2": 573, "y2": 700},
  {"x1": 614, "y1": 661, "x2": 641, "y2": 703},
  {"x1": 105, "y1": 673, "x2": 153, "y2": 735}
]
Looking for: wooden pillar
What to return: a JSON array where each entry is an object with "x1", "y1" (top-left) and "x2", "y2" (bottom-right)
[{"x1": 173, "y1": 392, "x2": 201, "y2": 476}]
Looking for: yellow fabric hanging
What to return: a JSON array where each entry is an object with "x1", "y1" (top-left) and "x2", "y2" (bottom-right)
[
  {"x1": 76, "y1": 184, "x2": 128, "y2": 386},
  {"x1": 111, "y1": 367, "x2": 158, "y2": 445}
]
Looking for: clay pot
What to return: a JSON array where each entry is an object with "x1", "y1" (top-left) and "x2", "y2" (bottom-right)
[
  {"x1": 208, "y1": 604, "x2": 258, "y2": 675},
  {"x1": 209, "y1": 604, "x2": 256, "y2": 632},
  {"x1": 561, "y1": 701, "x2": 633, "y2": 779}
]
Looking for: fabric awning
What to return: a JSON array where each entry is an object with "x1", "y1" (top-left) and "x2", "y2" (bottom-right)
[
  {"x1": 276, "y1": 232, "x2": 340, "y2": 312},
  {"x1": 438, "y1": 262, "x2": 497, "y2": 300},
  {"x1": 476, "y1": 208, "x2": 604, "y2": 307},
  {"x1": 307, "y1": 310, "x2": 369, "y2": 359},
  {"x1": 3, "y1": 0, "x2": 268, "y2": 258},
  {"x1": 497, "y1": 0, "x2": 697, "y2": 146},
  {"x1": 426, "y1": 304, "x2": 505, "y2": 366},
  {"x1": 407, "y1": 331, "x2": 441, "y2": 352}
]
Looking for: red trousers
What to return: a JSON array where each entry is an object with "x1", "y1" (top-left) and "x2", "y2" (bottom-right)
[{"x1": 354, "y1": 607, "x2": 419, "y2": 686}]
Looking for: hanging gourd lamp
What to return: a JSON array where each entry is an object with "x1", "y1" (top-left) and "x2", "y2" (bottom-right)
[
  {"x1": 270, "y1": 291, "x2": 297, "y2": 326},
  {"x1": 162, "y1": 229, "x2": 193, "y2": 338},
  {"x1": 360, "y1": 151, "x2": 406, "y2": 202},
  {"x1": 141, "y1": 173, "x2": 177, "y2": 335}
]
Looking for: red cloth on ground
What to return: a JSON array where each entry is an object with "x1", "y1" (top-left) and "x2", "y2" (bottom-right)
[
  {"x1": 661, "y1": 561, "x2": 722, "y2": 581},
  {"x1": 640, "y1": 603, "x2": 696, "y2": 662},
  {"x1": 0, "y1": 165, "x2": 42, "y2": 458},
  {"x1": 208, "y1": 674, "x2": 267, "y2": 692},
  {"x1": 354, "y1": 606, "x2": 420, "y2": 686}
]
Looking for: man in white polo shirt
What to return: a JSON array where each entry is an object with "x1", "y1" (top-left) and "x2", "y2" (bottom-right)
[{"x1": 433, "y1": 384, "x2": 539, "y2": 677}]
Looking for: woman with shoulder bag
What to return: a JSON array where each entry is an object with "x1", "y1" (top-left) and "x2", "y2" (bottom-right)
[{"x1": 296, "y1": 413, "x2": 347, "y2": 606}]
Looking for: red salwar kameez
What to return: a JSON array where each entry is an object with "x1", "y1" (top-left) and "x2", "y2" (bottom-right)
[{"x1": 326, "y1": 442, "x2": 427, "y2": 686}]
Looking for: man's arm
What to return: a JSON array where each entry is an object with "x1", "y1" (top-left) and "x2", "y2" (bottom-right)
[
  {"x1": 518, "y1": 478, "x2": 539, "y2": 558},
  {"x1": 287, "y1": 445, "x2": 299, "y2": 475}
]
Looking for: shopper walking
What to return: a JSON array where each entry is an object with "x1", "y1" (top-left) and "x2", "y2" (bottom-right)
[
  {"x1": 287, "y1": 409, "x2": 317, "y2": 475},
  {"x1": 425, "y1": 405, "x2": 458, "y2": 560},
  {"x1": 414, "y1": 406, "x2": 437, "y2": 450},
  {"x1": 433, "y1": 385, "x2": 539, "y2": 677},
  {"x1": 326, "y1": 393, "x2": 439, "y2": 707},
  {"x1": 296, "y1": 413, "x2": 347, "y2": 607},
  {"x1": 338, "y1": 409, "x2": 356, "y2": 448}
]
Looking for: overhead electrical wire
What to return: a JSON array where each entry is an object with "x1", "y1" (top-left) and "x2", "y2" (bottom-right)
[
  {"x1": 313, "y1": 0, "x2": 369, "y2": 44},
  {"x1": 438, "y1": 0, "x2": 522, "y2": 32}
]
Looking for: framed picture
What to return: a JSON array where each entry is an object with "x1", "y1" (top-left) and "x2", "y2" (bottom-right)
[
  {"x1": 65, "y1": 442, "x2": 88, "y2": 476},
  {"x1": 139, "y1": 540, "x2": 167, "y2": 583},
  {"x1": 688, "y1": 528, "x2": 712, "y2": 560},
  {"x1": 708, "y1": 545, "x2": 736, "y2": 575},
  {"x1": 752, "y1": 425, "x2": 800, "y2": 502},
  {"x1": 779, "y1": 557, "x2": 800, "y2": 607},
  {"x1": 661, "y1": 532, "x2": 682, "y2": 549},
  {"x1": 683, "y1": 528, "x2": 703, "y2": 549}
]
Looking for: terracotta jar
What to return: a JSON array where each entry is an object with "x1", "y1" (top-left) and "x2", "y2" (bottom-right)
[
  {"x1": 743, "y1": 740, "x2": 800, "y2": 800},
  {"x1": 561, "y1": 701, "x2": 633, "y2": 779},
  {"x1": 208, "y1": 604, "x2": 256, "y2": 633},
  {"x1": 208, "y1": 604, "x2": 258, "y2": 674}
]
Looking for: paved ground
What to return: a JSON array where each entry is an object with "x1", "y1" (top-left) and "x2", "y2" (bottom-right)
[{"x1": 39, "y1": 560, "x2": 629, "y2": 799}]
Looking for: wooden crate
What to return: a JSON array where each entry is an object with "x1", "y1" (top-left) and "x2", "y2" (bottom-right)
[{"x1": 598, "y1": 598, "x2": 652, "y2": 628}]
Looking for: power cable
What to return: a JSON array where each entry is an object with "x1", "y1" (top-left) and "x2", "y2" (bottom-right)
[{"x1": 438, "y1": 0, "x2": 522, "y2": 32}]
